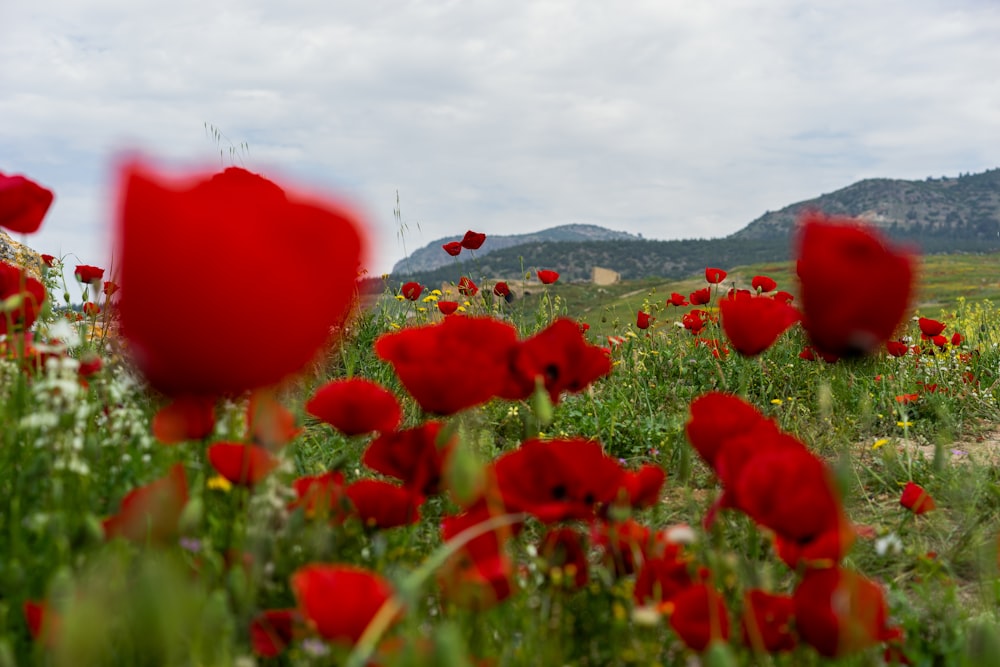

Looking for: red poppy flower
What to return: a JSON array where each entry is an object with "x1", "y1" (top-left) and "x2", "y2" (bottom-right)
[
  {"x1": 0, "y1": 172, "x2": 54, "y2": 233},
  {"x1": 375, "y1": 315, "x2": 520, "y2": 415},
  {"x1": 734, "y1": 443, "x2": 845, "y2": 545},
  {"x1": 669, "y1": 583, "x2": 731, "y2": 651},
  {"x1": 115, "y1": 161, "x2": 366, "y2": 397},
  {"x1": 0, "y1": 262, "x2": 46, "y2": 334},
  {"x1": 289, "y1": 470, "x2": 350, "y2": 521},
  {"x1": 751, "y1": 275, "x2": 777, "y2": 293},
  {"x1": 103, "y1": 463, "x2": 188, "y2": 543},
  {"x1": 493, "y1": 438, "x2": 624, "y2": 523},
  {"x1": 82, "y1": 301, "x2": 101, "y2": 317},
  {"x1": 719, "y1": 294, "x2": 800, "y2": 356},
  {"x1": 442, "y1": 241, "x2": 463, "y2": 256},
  {"x1": 250, "y1": 609, "x2": 297, "y2": 658},
  {"x1": 207, "y1": 443, "x2": 279, "y2": 487},
  {"x1": 931, "y1": 334, "x2": 947, "y2": 349},
  {"x1": 291, "y1": 564, "x2": 396, "y2": 646},
  {"x1": 362, "y1": 421, "x2": 455, "y2": 496},
  {"x1": 438, "y1": 547, "x2": 515, "y2": 610},
  {"x1": 685, "y1": 392, "x2": 766, "y2": 468},
  {"x1": 440, "y1": 500, "x2": 520, "y2": 608},
  {"x1": 539, "y1": 527, "x2": 589, "y2": 587},
  {"x1": 306, "y1": 378, "x2": 401, "y2": 436},
  {"x1": 78, "y1": 352, "x2": 103, "y2": 378},
  {"x1": 773, "y1": 518, "x2": 856, "y2": 570},
  {"x1": 795, "y1": 212, "x2": 914, "y2": 357},
  {"x1": 23, "y1": 600, "x2": 60, "y2": 645},
  {"x1": 616, "y1": 464, "x2": 667, "y2": 510},
  {"x1": 437, "y1": 300, "x2": 459, "y2": 315},
  {"x1": 895, "y1": 393, "x2": 919, "y2": 404},
  {"x1": 773, "y1": 290, "x2": 794, "y2": 304},
  {"x1": 793, "y1": 567, "x2": 899, "y2": 658},
  {"x1": 152, "y1": 396, "x2": 216, "y2": 444},
  {"x1": 900, "y1": 481, "x2": 935, "y2": 515},
  {"x1": 40, "y1": 253, "x2": 57, "y2": 267},
  {"x1": 682, "y1": 310, "x2": 707, "y2": 335},
  {"x1": 346, "y1": 479, "x2": 423, "y2": 528},
  {"x1": 401, "y1": 281, "x2": 423, "y2": 301},
  {"x1": 633, "y1": 545, "x2": 695, "y2": 606},
  {"x1": 102, "y1": 280, "x2": 119, "y2": 296},
  {"x1": 689, "y1": 288, "x2": 711, "y2": 305},
  {"x1": 506, "y1": 317, "x2": 613, "y2": 403},
  {"x1": 885, "y1": 340, "x2": 908, "y2": 357},
  {"x1": 918, "y1": 317, "x2": 945, "y2": 338},
  {"x1": 493, "y1": 281, "x2": 511, "y2": 298},
  {"x1": 705, "y1": 267, "x2": 727, "y2": 284},
  {"x1": 458, "y1": 276, "x2": 479, "y2": 296},
  {"x1": 461, "y1": 230, "x2": 486, "y2": 250},
  {"x1": 636, "y1": 311, "x2": 653, "y2": 330},
  {"x1": 951, "y1": 332, "x2": 964, "y2": 346},
  {"x1": 590, "y1": 518, "x2": 664, "y2": 577},
  {"x1": 536, "y1": 269, "x2": 559, "y2": 284},
  {"x1": 667, "y1": 292, "x2": 688, "y2": 307},
  {"x1": 742, "y1": 590, "x2": 796, "y2": 653},
  {"x1": 247, "y1": 390, "x2": 302, "y2": 448},
  {"x1": 74, "y1": 264, "x2": 104, "y2": 284}
]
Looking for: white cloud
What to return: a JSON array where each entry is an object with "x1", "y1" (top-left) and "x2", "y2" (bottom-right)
[{"x1": 2, "y1": 0, "x2": 999, "y2": 277}]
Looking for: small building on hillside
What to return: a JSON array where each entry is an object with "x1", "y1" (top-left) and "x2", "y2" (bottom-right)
[{"x1": 592, "y1": 266, "x2": 620, "y2": 286}]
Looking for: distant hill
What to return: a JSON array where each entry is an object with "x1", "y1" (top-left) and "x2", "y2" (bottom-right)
[
  {"x1": 732, "y1": 168, "x2": 1000, "y2": 241},
  {"x1": 386, "y1": 168, "x2": 1000, "y2": 288},
  {"x1": 391, "y1": 223, "x2": 639, "y2": 274}
]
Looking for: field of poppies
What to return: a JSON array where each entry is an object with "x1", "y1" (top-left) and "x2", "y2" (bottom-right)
[{"x1": 2, "y1": 162, "x2": 1000, "y2": 666}]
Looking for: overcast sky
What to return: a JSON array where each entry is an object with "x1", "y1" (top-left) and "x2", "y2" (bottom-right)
[{"x1": 3, "y1": 0, "x2": 999, "y2": 279}]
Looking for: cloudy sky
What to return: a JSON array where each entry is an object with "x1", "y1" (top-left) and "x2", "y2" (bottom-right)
[{"x1": 2, "y1": 0, "x2": 999, "y2": 279}]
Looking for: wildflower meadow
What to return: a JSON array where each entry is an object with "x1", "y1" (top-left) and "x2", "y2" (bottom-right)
[{"x1": 3, "y1": 160, "x2": 1000, "y2": 667}]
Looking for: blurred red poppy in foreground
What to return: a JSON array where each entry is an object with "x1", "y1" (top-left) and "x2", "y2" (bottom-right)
[
  {"x1": 250, "y1": 609, "x2": 297, "y2": 658},
  {"x1": 208, "y1": 443, "x2": 279, "y2": 487},
  {"x1": 900, "y1": 481, "x2": 935, "y2": 515},
  {"x1": 461, "y1": 230, "x2": 486, "y2": 250},
  {"x1": 793, "y1": 567, "x2": 900, "y2": 658},
  {"x1": 796, "y1": 212, "x2": 914, "y2": 357},
  {"x1": 536, "y1": 269, "x2": 559, "y2": 284},
  {"x1": 0, "y1": 172, "x2": 54, "y2": 234},
  {"x1": 103, "y1": 463, "x2": 188, "y2": 544},
  {"x1": 719, "y1": 294, "x2": 800, "y2": 356},
  {"x1": 0, "y1": 262, "x2": 46, "y2": 334},
  {"x1": 669, "y1": 583, "x2": 731, "y2": 651},
  {"x1": 115, "y1": 161, "x2": 366, "y2": 396},
  {"x1": 152, "y1": 396, "x2": 216, "y2": 444},
  {"x1": 306, "y1": 378, "x2": 401, "y2": 436},
  {"x1": 291, "y1": 564, "x2": 397, "y2": 646},
  {"x1": 742, "y1": 589, "x2": 797, "y2": 652}
]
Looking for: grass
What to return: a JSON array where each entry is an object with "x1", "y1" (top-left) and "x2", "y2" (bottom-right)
[{"x1": 4, "y1": 249, "x2": 1000, "y2": 665}]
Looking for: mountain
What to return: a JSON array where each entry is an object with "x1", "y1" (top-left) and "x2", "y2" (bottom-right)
[
  {"x1": 731, "y1": 168, "x2": 1000, "y2": 241},
  {"x1": 385, "y1": 168, "x2": 1000, "y2": 287},
  {"x1": 391, "y1": 223, "x2": 640, "y2": 274}
]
